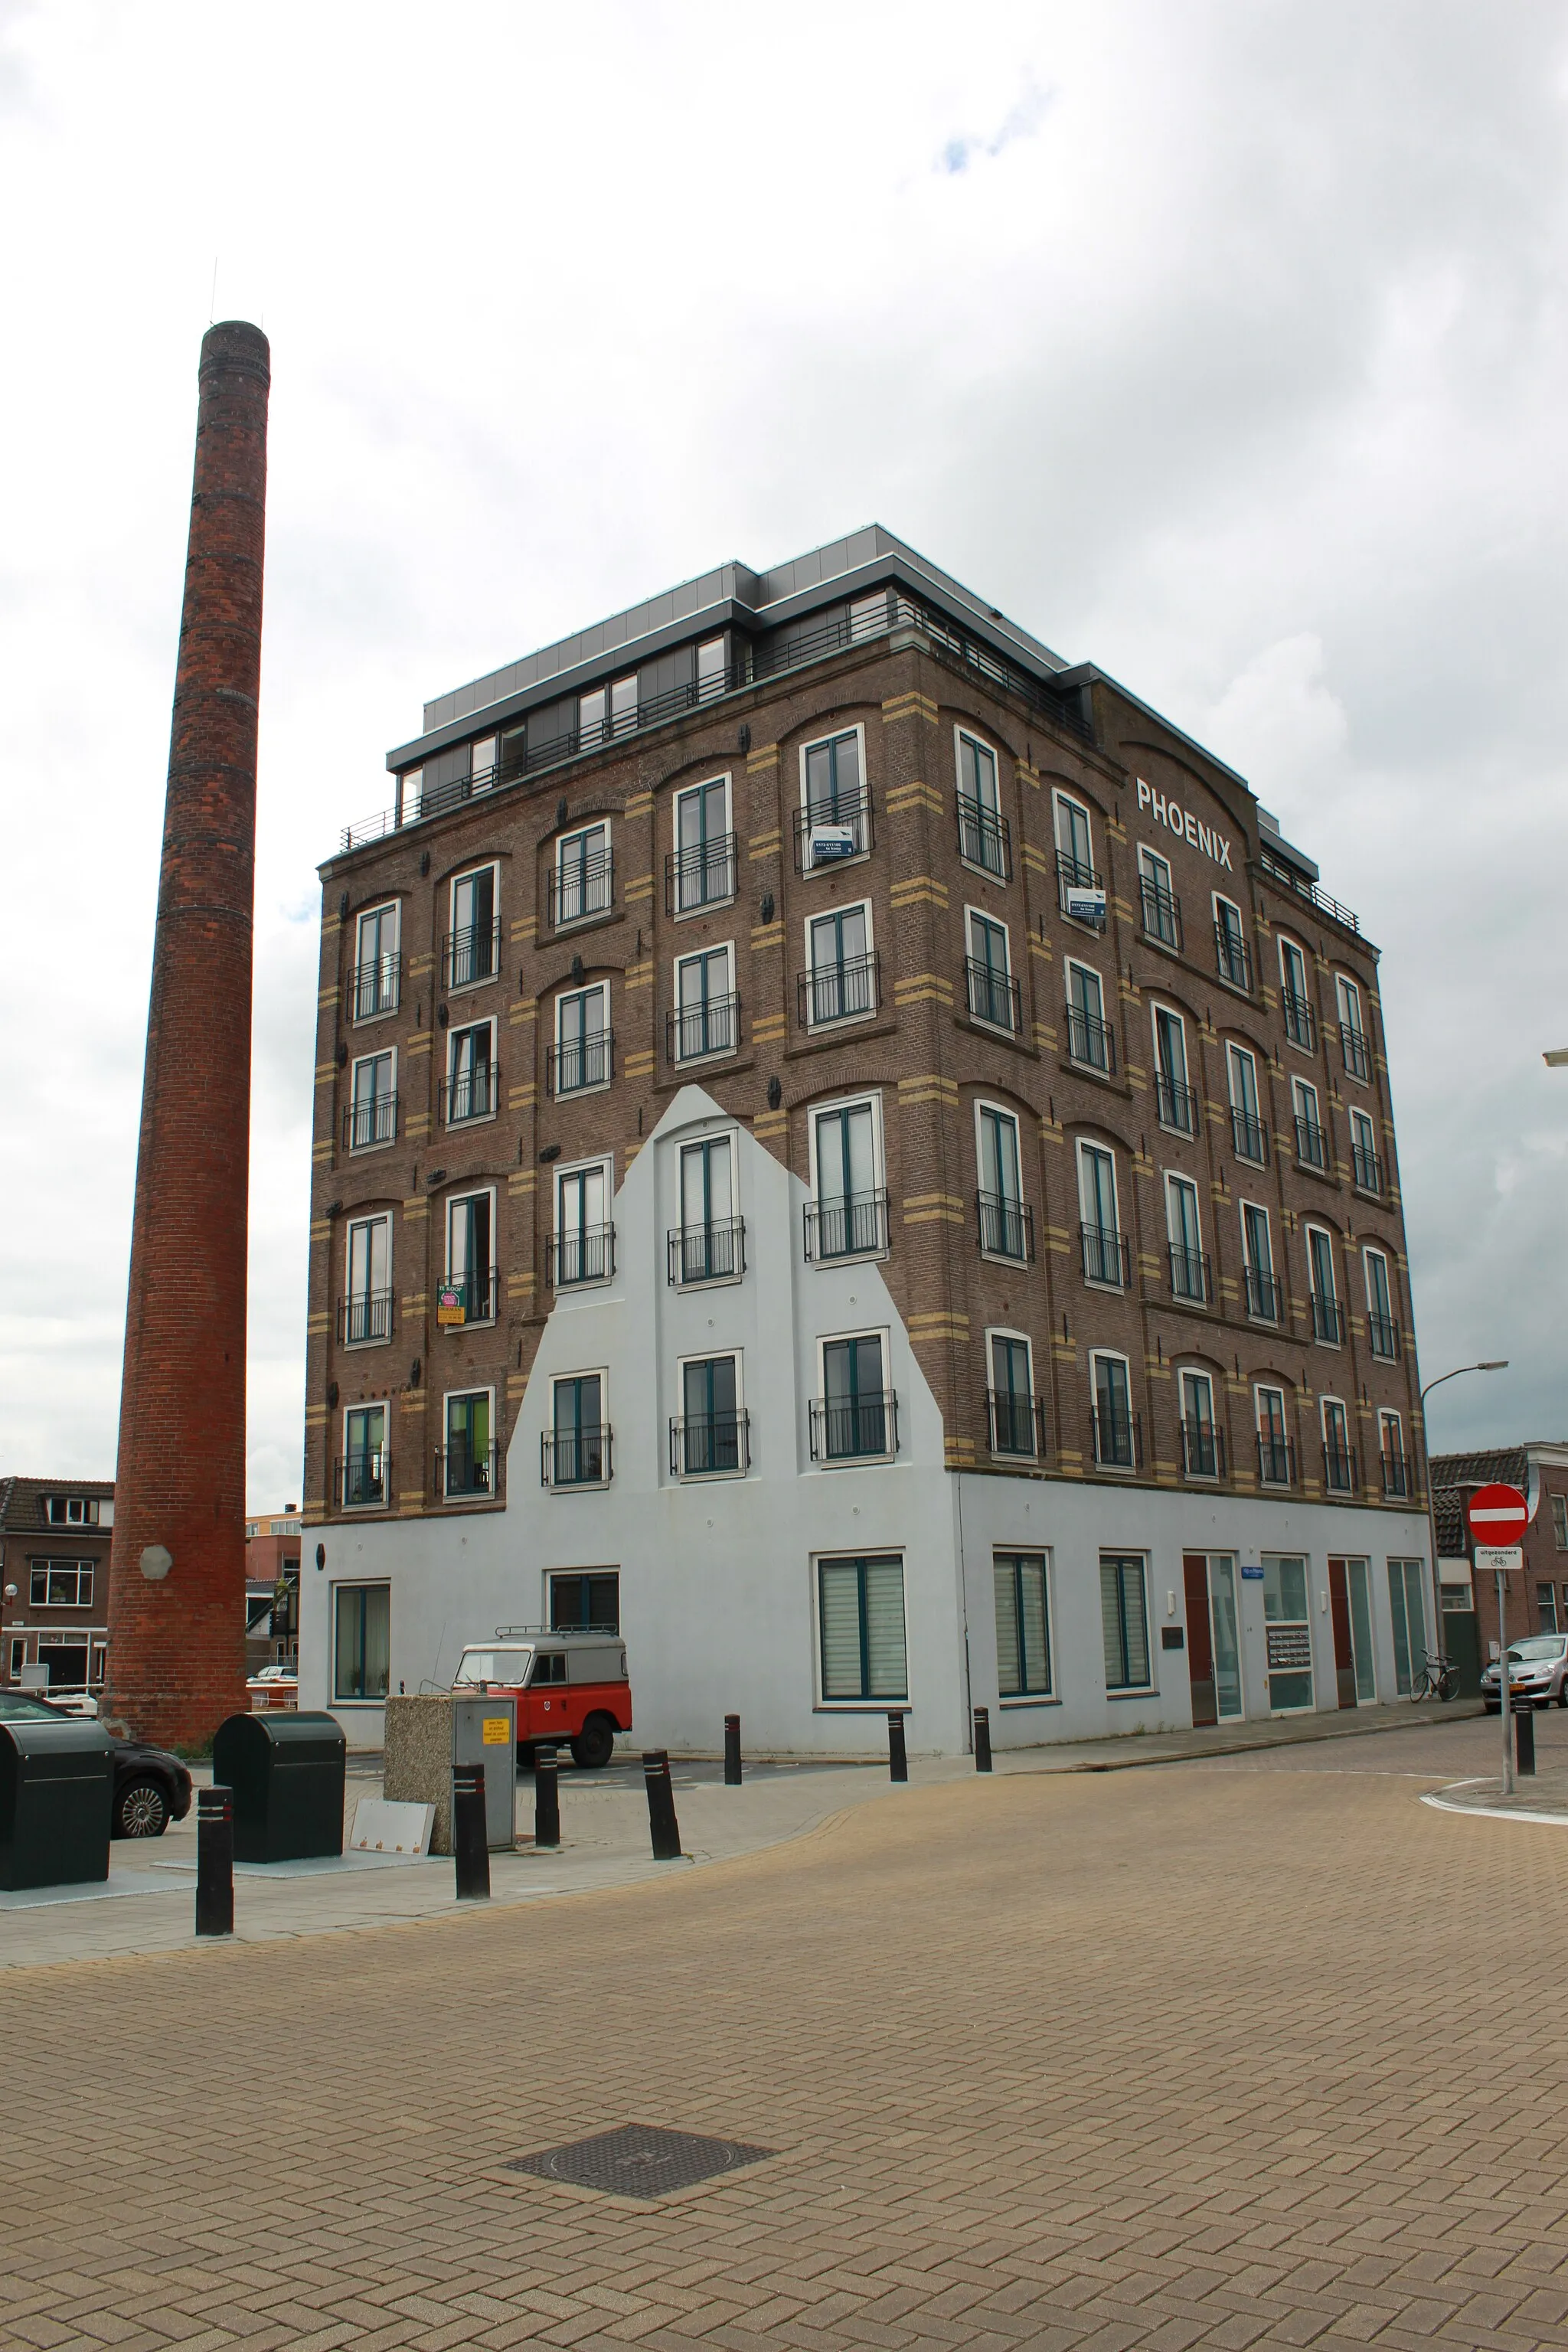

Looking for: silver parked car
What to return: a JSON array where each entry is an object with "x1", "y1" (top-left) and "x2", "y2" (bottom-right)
[{"x1": 1481, "y1": 1634, "x2": 1568, "y2": 1713}]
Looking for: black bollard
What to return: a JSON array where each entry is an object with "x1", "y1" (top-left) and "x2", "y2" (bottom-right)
[
  {"x1": 724, "y1": 1713, "x2": 743, "y2": 1787},
  {"x1": 643, "y1": 1749, "x2": 683, "y2": 1860},
  {"x1": 534, "y1": 1742, "x2": 561, "y2": 1848},
  {"x1": 973, "y1": 1705, "x2": 993, "y2": 1772},
  {"x1": 887, "y1": 1710, "x2": 908, "y2": 1782},
  {"x1": 1516, "y1": 1704, "x2": 1537, "y2": 1778},
  {"x1": 195, "y1": 1784, "x2": 234, "y2": 1937},
  {"x1": 453, "y1": 1762, "x2": 491, "y2": 1899}
]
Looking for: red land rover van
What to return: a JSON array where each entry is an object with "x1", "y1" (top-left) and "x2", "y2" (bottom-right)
[{"x1": 452, "y1": 1628, "x2": 631, "y2": 1767}]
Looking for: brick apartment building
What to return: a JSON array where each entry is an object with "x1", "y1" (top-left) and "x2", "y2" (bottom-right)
[
  {"x1": 1432, "y1": 1441, "x2": 1568, "y2": 1665},
  {"x1": 0, "y1": 1476, "x2": 115, "y2": 1697},
  {"x1": 299, "y1": 527, "x2": 1431, "y2": 1753}
]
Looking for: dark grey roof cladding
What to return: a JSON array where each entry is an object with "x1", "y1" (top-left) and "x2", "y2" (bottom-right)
[{"x1": 0, "y1": 1473, "x2": 115, "y2": 1530}]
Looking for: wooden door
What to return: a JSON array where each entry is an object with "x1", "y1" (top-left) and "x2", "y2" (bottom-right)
[
  {"x1": 1184, "y1": 1553, "x2": 1217, "y2": 1726},
  {"x1": 1327, "y1": 1558, "x2": 1357, "y2": 1708}
]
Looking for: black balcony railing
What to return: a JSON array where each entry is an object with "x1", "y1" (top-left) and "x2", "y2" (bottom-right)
[
  {"x1": 1231, "y1": 1106, "x2": 1269, "y2": 1165},
  {"x1": 335, "y1": 1452, "x2": 389, "y2": 1509},
  {"x1": 1139, "y1": 876, "x2": 1182, "y2": 949},
  {"x1": 669, "y1": 1410, "x2": 750, "y2": 1478},
  {"x1": 1310, "y1": 1292, "x2": 1343, "y2": 1344},
  {"x1": 1367, "y1": 1312, "x2": 1400, "y2": 1361},
  {"x1": 1257, "y1": 1435, "x2": 1295, "y2": 1486},
  {"x1": 547, "y1": 1031, "x2": 612, "y2": 1095},
  {"x1": 795, "y1": 788, "x2": 872, "y2": 874},
  {"x1": 1353, "y1": 1144, "x2": 1385, "y2": 1195},
  {"x1": 549, "y1": 1225, "x2": 616, "y2": 1286},
  {"x1": 1214, "y1": 923, "x2": 1253, "y2": 991},
  {"x1": 1056, "y1": 851, "x2": 1106, "y2": 926},
  {"x1": 443, "y1": 923, "x2": 503, "y2": 990},
  {"x1": 439, "y1": 1442, "x2": 500, "y2": 1500},
  {"x1": 665, "y1": 834, "x2": 737, "y2": 914},
  {"x1": 1323, "y1": 1442, "x2": 1358, "y2": 1496},
  {"x1": 668, "y1": 1217, "x2": 746, "y2": 1285},
  {"x1": 1381, "y1": 1451, "x2": 1412, "y2": 1499},
  {"x1": 1168, "y1": 1243, "x2": 1211, "y2": 1305},
  {"x1": 1295, "y1": 1116, "x2": 1329, "y2": 1171},
  {"x1": 1155, "y1": 1073, "x2": 1198, "y2": 1135},
  {"x1": 1243, "y1": 1266, "x2": 1280, "y2": 1323},
  {"x1": 439, "y1": 1268, "x2": 498, "y2": 1325},
  {"x1": 1181, "y1": 1419, "x2": 1225, "y2": 1480},
  {"x1": 345, "y1": 1093, "x2": 399, "y2": 1150},
  {"x1": 957, "y1": 794, "x2": 1011, "y2": 879},
  {"x1": 965, "y1": 960, "x2": 1021, "y2": 1033},
  {"x1": 1090, "y1": 1406, "x2": 1142, "y2": 1470},
  {"x1": 440, "y1": 1066, "x2": 495, "y2": 1125},
  {"x1": 338, "y1": 1290, "x2": 394, "y2": 1345},
  {"x1": 1065, "y1": 1002, "x2": 1116, "y2": 1073},
  {"x1": 798, "y1": 952, "x2": 880, "y2": 1027},
  {"x1": 1080, "y1": 1223, "x2": 1130, "y2": 1287},
  {"x1": 351, "y1": 955, "x2": 401, "y2": 1021},
  {"x1": 1340, "y1": 1024, "x2": 1370, "y2": 1082},
  {"x1": 987, "y1": 1389, "x2": 1043, "y2": 1459},
  {"x1": 978, "y1": 1191, "x2": 1034, "y2": 1262},
  {"x1": 541, "y1": 1426, "x2": 612, "y2": 1488},
  {"x1": 548, "y1": 848, "x2": 615, "y2": 929},
  {"x1": 1259, "y1": 848, "x2": 1362, "y2": 936},
  {"x1": 809, "y1": 1392, "x2": 899, "y2": 1462},
  {"x1": 1282, "y1": 991, "x2": 1316, "y2": 1050},
  {"x1": 803, "y1": 1191, "x2": 887, "y2": 1261},
  {"x1": 667, "y1": 993, "x2": 740, "y2": 1063}
]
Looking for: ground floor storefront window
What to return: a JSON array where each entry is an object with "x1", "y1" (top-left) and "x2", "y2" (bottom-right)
[{"x1": 334, "y1": 1584, "x2": 390, "y2": 1701}]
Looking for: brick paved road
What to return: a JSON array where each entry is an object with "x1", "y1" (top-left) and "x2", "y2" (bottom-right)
[{"x1": 7, "y1": 1721, "x2": 1568, "y2": 2350}]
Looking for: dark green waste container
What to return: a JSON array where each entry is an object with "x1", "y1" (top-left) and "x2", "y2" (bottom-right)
[
  {"x1": 0, "y1": 1718, "x2": 114, "y2": 1890},
  {"x1": 211, "y1": 1712, "x2": 346, "y2": 1864}
]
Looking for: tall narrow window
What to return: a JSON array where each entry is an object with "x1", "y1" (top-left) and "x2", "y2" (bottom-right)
[
  {"x1": 1322, "y1": 1396, "x2": 1354, "y2": 1491},
  {"x1": 353, "y1": 902, "x2": 400, "y2": 1020},
  {"x1": 1054, "y1": 793, "x2": 1099, "y2": 923},
  {"x1": 1138, "y1": 844, "x2": 1179, "y2": 948},
  {"x1": 1307, "y1": 1226, "x2": 1341, "y2": 1343},
  {"x1": 671, "y1": 944, "x2": 736, "y2": 1062},
  {"x1": 1065, "y1": 961, "x2": 1113, "y2": 1072},
  {"x1": 675, "y1": 1355, "x2": 743, "y2": 1476},
  {"x1": 995, "y1": 1554, "x2": 1052, "y2": 1697},
  {"x1": 554, "y1": 822, "x2": 612, "y2": 926},
  {"x1": 675, "y1": 1136, "x2": 740, "y2": 1284},
  {"x1": 1153, "y1": 1008, "x2": 1195, "y2": 1133},
  {"x1": 1364, "y1": 1248, "x2": 1398, "y2": 1359},
  {"x1": 809, "y1": 1100, "x2": 884, "y2": 1259},
  {"x1": 1165, "y1": 1174, "x2": 1207, "y2": 1302},
  {"x1": 1336, "y1": 974, "x2": 1369, "y2": 1080},
  {"x1": 348, "y1": 1050, "x2": 397, "y2": 1149},
  {"x1": 1293, "y1": 1076, "x2": 1327, "y2": 1171},
  {"x1": 1256, "y1": 1385, "x2": 1291, "y2": 1485},
  {"x1": 1227, "y1": 1041, "x2": 1267, "y2": 1163},
  {"x1": 1279, "y1": 937, "x2": 1314, "y2": 1047},
  {"x1": 672, "y1": 776, "x2": 733, "y2": 911},
  {"x1": 1350, "y1": 1107, "x2": 1382, "y2": 1194},
  {"x1": 1242, "y1": 1202, "x2": 1278, "y2": 1321},
  {"x1": 553, "y1": 983, "x2": 609, "y2": 1094},
  {"x1": 1179, "y1": 1369, "x2": 1220, "y2": 1478},
  {"x1": 1214, "y1": 894, "x2": 1250, "y2": 989},
  {"x1": 341, "y1": 1404, "x2": 387, "y2": 1509},
  {"x1": 977, "y1": 1106, "x2": 1030, "y2": 1260},
  {"x1": 805, "y1": 903, "x2": 874, "y2": 1025},
  {"x1": 957, "y1": 733, "x2": 1008, "y2": 876},
  {"x1": 696, "y1": 636, "x2": 727, "y2": 701},
  {"x1": 449, "y1": 867, "x2": 498, "y2": 988},
  {"x1": 446, "y1": 1390, "x2": 493, "y2": 1498},
  {"x1": 816, "y1": 1334, "x2": 893, "y2": 1461},
  {"x1": 988, "y1": 1333, "x2": 1037, "y2": 1457},
  {"x1": 333, "y1": 1585, "x2": 390, "y2": 1700},
  {"x1": 554, "y1": 1161, "x2": 612, "y2": 1286},
  {"x1": 1380, "y1": 1410, "x2": 1409, "y2": 1498},
  {"x1": 966, "y1": 910, "x2": 1016, "y2": 1031},
  {"x1": 446, "y1": 1191, "x2": 494, "y2": 1325},
  {"x1": 818, "y1": 1556, "x2": 907, "y2": 1700},
  {"x1": 1100, "y1": 1556, "x2": 1152, "y2": 1690},
  {"x1": 547, "y1": 1374, "x2": 606, "y2": 1488},
  {"x1": 1078, "y1": 1143, "x2": 1124, "y2": 1287},
  {"x1": 1092, "y1": 1354, "x2": 1135, "y2": 1468},
  {"x1": 344, "y1": 1214, "x2": 392, "y2": 1344},
  {"x1": 802, "y1": 729, "x2": 867, "y2": 864},
  {"x1": 445, "y1": 1021, "x2": 493, "y2": 1124}
]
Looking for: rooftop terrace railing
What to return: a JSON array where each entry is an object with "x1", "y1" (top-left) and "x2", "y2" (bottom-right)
[{"x1": 1259, "y1": 848, "x2": 1362, "y2": 938}]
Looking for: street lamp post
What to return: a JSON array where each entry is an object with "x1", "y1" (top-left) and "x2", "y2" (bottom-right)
[{"x1": 1419, "y1": 1361, "x2": 1508, "y2": 1687}]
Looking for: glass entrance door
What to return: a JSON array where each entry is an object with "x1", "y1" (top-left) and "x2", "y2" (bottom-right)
[
  {"x1": 1347, "y1": 1560, "x2": 1377, "y2": 1700},
  {"x1": 1263, "y1": 1555, "x2": 1314, "y2": 1712}
]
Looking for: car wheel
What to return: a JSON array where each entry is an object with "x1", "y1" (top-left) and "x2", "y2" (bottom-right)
[
  {"x1": 1558, "y1": 1683, "x2": 1568, "y2": 1709},
  {"x1": 115, "y1": 1778, "x2": 170, "y2": 1838},
  {"x1": 570, "y1": 1714, "x2": 616, "y2": 1770}
]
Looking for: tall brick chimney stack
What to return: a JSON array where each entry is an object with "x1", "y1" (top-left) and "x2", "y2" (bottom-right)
[{"x1": 102, "y1": 321, "x2": 271, "y2": 1749}]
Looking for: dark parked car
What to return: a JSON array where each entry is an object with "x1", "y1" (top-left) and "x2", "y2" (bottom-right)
[{"x1": 0, "y1": 1691, "x2": 194, "y2": 1836}]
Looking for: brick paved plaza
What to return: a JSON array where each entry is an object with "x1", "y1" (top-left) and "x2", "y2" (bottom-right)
[{"x1": 7, "y1": 1715, "x2": 1568, "y2": 2351}]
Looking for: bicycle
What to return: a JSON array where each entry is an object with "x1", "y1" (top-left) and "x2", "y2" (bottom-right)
[{"x1": 1411, "y1": 1652, "x2": 1460, "y2": 1703}]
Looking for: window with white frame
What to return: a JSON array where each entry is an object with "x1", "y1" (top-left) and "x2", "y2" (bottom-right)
[
  {"x1": 334, "y1": 1584, "x2": 390, "y2": 1701},
  {"x1": 348, "y1": 1048, "x2": 397, "y2": 1149},
  {"x1": 1379, "y1": 1408, "x2": 1409, "y2": 1497},
  {"x1": 1065, "y1": 958, "x2": 1113, "y2": 1072},
  {"x1": 353, "y1": 900, "x2": 400, "y2": 1021},
  {"x1": 1240, "y1": 1200, "x2": 1278, "y2": 1322},
  {"x1": 1364, "y1": 1247, "x2": 1398, "y2": 1359},
  {"x1": 344, "y1": 1214, "x2": 392, "y2": 1344},
  {"x1": 814, "y1": 1331, "x2": 895, "y2": 1462},
  {"x1": 1165, "y1": 1173, "x2": 1207, "y2": 1303},
  {"x1": 1292, "y1": 1073, "x2": 1327, "y2": 1170},
  {"x1": 1279, "y1": 936, "x2": 1315, "y2": 1047},
  {"x1": 956, "y1": 730, "x2": 1008, "y2": 877},
  {"x1": 1214, "y1": 893, "x2": 1250, "y2": 989},
  {"x1": 988, "y1": 1330, "x2": 1037, "y2": 1457},
  {"x1": 1054, "y1": 792, "x2": 1101, "y2": 924},
  {"x1": 1321, "y1": 1395, "x2": 1354, "y2": 1491},
  {"x1": 1179, "y1": 1367, "x2": 1220, "y2": 1478},
  {"x1": 43, "y1": 1495, "x2": 99, "y2": 1527},
  {"x1": 1078, "y1": 1141, "x2": 1124, "y2": 1287},
  {"x1": 546, "y1": 1373, "x2": 609, "y2": 1488},
  {"x1": 1256, "y1": 1384, "x2": 1291, "y2": 1484},
  {"x1": 672, "y1": 1353, "x2": 746, "y2": 1478},
  {"x1": 808, "y1": 1096, "x2": 885, "y2": 1259},
  {"x1": 1091, "y1": 1352, "x2": 1136, "y2": 1468},
  {"x1": 448, "y1": 865, "x2": 499, "y2": 988},
  {"x1": 1153, "y1": 1005, "x2": 1195, "y2": 1133},
  {"x1": 554, "y1": 820, "x2": 612, "y2": 926},
  {"x1": 554, "y1": 1158, "x2": 613, "y2": 1287},
  {"x1": 445, "y1": 1388, "x2": 495, "y2": 1498},
  {"x1": 801, "y1": 726, "x2": 869, "y2": 865},
  {"x1": 1335, "y1": 972, "x2": 1370, "y2": 1080},
  {"x1": 444, "y1": 1019, "x2": 494, "y2": 1124},
  {"x1": 1227, "y1": 1040, "x2": 1267, "y2": 1163},
  {"x1": 818, "y1": 1554, "x2": 907, "y2": 1701},
  {"x1": 552, "y1": 982, "x2": 610, "y2": 1094},
  {"x1": 29, "y1": 1561, "x2": 93, "y2": 1607},
  {"x1": 1350, "y1": 1106, "x2": 1382, "y2": 1193},
  {"x1": 1307, "y1": 1224, "x2": 1341, "y2": 1344},
  {"x1": 995, "y1": 1553, "x2": 1053, "y2": 1697},
  {"x1": 1138, "y1": 842, "x2": 1179, "y2": 948},
  {"x1": 1553, "y1": 1494, "x2": 1568, "y2": 1551},
  {"x1": 1100, "y1": 1555, "x2": 1152, "y2": 1690},
  {"x1": 446, "y1": 1189, "x2": 495, "y2": 1325},
  {"x1": 965, "y1": 907, "x2": 1017, "y2": 1031},
  {"x1": 672, "y1": 774, "x2": 734, "y2": 912},
  {"x1": 977, "y1": 1103, "x2": 1031, "y2": 1261},
  {"x1": 673, "y1": 1133, "x2": 742, "y2": 1284},
  {"x1": 671, "y1": 942, "x2": 737, "y2": 1063},
  {"x1": 340, "y1": 1403, "x2": 387, "y2": 1509},
  {"x1": 803, "y1": 901, "x2": 875, "y2": 1026}
]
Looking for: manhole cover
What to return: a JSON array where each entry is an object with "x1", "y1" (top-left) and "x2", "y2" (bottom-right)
[{"x1": 506, "y1": 2123, "x2": 774, "y2": 2200}]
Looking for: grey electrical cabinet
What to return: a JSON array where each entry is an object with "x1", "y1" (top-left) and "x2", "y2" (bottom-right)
[{"x1": 452, "y1": 1694, "x2": 517, "y2": 1850}]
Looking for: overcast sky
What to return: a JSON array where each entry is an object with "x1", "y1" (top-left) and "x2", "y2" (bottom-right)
[{"x1": 2, "y1": 1, "x2": 1564, "y2": 1506}]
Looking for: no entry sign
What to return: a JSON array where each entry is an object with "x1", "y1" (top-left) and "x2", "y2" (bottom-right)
[{"x1": 1465, "y1": 1483, "x2": 1529, "y2": 1547}]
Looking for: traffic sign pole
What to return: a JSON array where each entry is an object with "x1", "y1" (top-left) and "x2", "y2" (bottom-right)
[{"x1": 1467, "y1": 1488, "x2": 1529, "y2": 1798}]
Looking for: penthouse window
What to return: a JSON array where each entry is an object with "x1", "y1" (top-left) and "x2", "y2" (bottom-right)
[
  {"x1": 799, "y1": 726, "x2": 870, "y2": 869},
  {"x1": 1336, "y1": 974, "x2": 1370, "y2": 1082},
  {"x1": 347, "y1": 1049, "x2": 398, "y2": 1150},
  {"x1": 579, "y1": 674, "x2": 637, "y2": 747},
  {"x1": 550, "y1": 983, "x2": 611, "y2": 1096},
  {"x1": 341, "y1": 1214, "x2": 393, "y2": 1345},
  {"x1": 1054, "y1": 792, "x2": 1103, "y2": 928},
  {"x1": 1279, "y1": 936, "x2": 1315, "y2": 1049},
  {"x1": 956, "y1": 730, "x2": 1010, "y2": 880},
  {"x1": 445, "y1": 1189, "x2": 496, "y2": 1327},
  {"x1": 446, "y1": 865, "x2": 500, "y2": 990},
  {"x1": 443, "y1": 1020, "x2": 495, "y2": 1125},
  {"x1": 976, "y1": 1104, "x2": 1033, "y2": 1263},
  {"x1": 1064, "y1": 959, "x2": 1115, "y2": 1073},
  {"x1": 1227, "y1": 1041, "x2": 1268, "y2": 1165},
  {"x1": 965, "y1": 909, "x2": 1019, "y2": 1034},
  {"x1": 352, "y1": 900, "x2": 400, "y2": 1021},
  {"x1": 670, "y1": 774, "x2": 735, "y2": 913},
  {"x1": 1138, "y1": 844, "x2": 1181, "y2": 950},
  {"x1": 1152, "y1": 1005, "x2": 1197, "y2": 1135},
  {"x1": 802, "y1": 903, "x2": 877, "y2": 1029},
  {"x1": 552, "y1": 1158, "x2": 614, "y2": 1288},
  {"x1": 670, "y1": 942, "x2": 738, "y2": 1064},
  {"x1": 551, "y1": 821, "x2": 613, "y2": 929},
  {"x1": 806, "y1": 1096, "x2": 887, "y2": 1261}
]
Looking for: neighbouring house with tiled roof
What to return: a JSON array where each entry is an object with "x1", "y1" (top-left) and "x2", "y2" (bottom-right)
[
  {"x1": 1430, "y1": 1442, "x2": 1568, "y2": 1664},
  {"x1": 0, "y1": 1475, "x2": 115, "y2": 1697}
]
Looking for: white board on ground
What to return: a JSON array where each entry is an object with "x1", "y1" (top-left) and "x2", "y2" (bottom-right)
[{"x1": 351, "y1": 1798, "x2": 435, "y2": 1855}]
